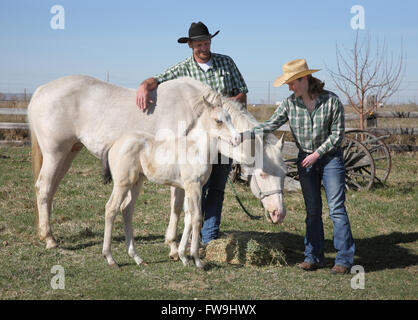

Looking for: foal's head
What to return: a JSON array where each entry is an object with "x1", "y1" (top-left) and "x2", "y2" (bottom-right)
[{"x1": 197, "y1": 95, "x2": 241, "y2": 147}]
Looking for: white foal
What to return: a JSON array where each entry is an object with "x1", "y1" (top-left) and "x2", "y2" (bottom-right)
[{"x1": 101, "y1": 97, "x2": 242, "y2": 268}]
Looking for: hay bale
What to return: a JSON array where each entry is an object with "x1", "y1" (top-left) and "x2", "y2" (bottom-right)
[
  {"x1": 204, "y1": 232, "x2": 287, "y2": 267},
  {"x1": 204, "y1": 233, "x2": 240, "y2": 265}
]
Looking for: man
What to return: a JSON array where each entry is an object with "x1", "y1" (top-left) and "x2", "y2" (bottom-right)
[
  {"x1": 239, "y1": 59, "x2": 355, "y2": 274},
  {"x1": 136, "y1": 21, "x2": 248, "y2": 245}
]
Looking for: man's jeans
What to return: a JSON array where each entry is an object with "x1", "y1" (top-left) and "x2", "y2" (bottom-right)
[
  {"x1": 297, "y1": 149, "x2": 355, "y2": 268},
  {"x1": 200, "y1": 162, "x2": 231, "y2": 245}
]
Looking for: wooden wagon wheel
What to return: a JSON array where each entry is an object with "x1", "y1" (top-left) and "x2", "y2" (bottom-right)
[
  {"x1": 342, "y1": 137, "x2": 376, "y2": 191},
  {"x1": 345, "y1": 129, "x2": 391, "y2": 184}
]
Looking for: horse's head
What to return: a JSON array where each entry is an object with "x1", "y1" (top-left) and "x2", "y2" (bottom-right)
[{"x1": 247, "y1": 134, "x2": 288, "y2": 224}]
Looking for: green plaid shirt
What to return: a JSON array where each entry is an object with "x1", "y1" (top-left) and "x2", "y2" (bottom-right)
[
  {"x1": 251, "y1": 90, "x2": 345, "y2": 157},
  {"x1": 154, "y1": 53, "x2": 248, "y2": 97}
]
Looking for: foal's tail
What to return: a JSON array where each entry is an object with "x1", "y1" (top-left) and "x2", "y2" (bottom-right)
[
  {"x1": 30, "y1": 127, "x2": 43, "y2": 231},
  {"x1": 101, "y1": 149, "x2": 112, "y2": 184}
]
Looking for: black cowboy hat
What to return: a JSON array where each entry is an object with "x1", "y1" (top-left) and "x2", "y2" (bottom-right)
[{"x1": 177, "y1": 21, "x2": 220, "y2": 43}]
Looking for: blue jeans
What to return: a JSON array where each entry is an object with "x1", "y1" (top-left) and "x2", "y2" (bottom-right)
[
  {"x1": 200, "y1": 162, "x2": 231, "y2": 244},
  {"x1": 297, "y1": 149, "x2": 355, "y2": 268}
]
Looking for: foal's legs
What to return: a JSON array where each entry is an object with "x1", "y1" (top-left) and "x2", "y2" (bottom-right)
[
  {"x1": 36, "y1": 148, "x2": 80, "y2": 249},
  {"x1": 178, "y1": 210, "x2": 192, "y2": 266},
  {"x1": 165, "y1": 187, "x2": 185, "y2": 260},
  {"x1": 178, "y1": 183, "x2": 203, "y2": 268},
  {"x1": 102, "y1": 185, "x2": 130, "y2": 267},
  {"x1": 122, "y1": 176, "x2": 145, "y2": 266}
]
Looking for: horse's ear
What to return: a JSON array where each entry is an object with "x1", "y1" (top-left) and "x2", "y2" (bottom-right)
[
  {"x1": 202, "y1": 95, "x2": 214, "y2": 108},
  {"x1": 193, "y1": 95, "x2": 212, "y2": 117},
  {"x1": 203, "y1": 91, "x2": 222, "y2": 107},
  {"x1": 276, "y1": 134, "x2": 284, "y2": 151},
  {"x1": 213, "y1": 93, "x2": 222, "y2": 106}
]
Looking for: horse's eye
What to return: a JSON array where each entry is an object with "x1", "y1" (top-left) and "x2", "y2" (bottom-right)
[{"x1": 215, "y1": 119, "x2": 223, "y2": 124}]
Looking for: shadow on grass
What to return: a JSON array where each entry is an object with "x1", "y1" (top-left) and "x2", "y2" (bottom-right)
[
  {"x1": 58, "y1": 229, "x2": 417, "y2": 272},
  {"x1": 60, "y1": 233, "x2": 165, "y2": 251},
  {"x1": 353, "y1": 231, "x2": 418, "y2": 272},
  {"x1": 220, "y1": 230, "x2": 418, "y2": 272}
]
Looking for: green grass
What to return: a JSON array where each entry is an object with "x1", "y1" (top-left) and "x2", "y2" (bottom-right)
[{"x1": 0, "y1": 146, "x2": 417, "y2": 300}]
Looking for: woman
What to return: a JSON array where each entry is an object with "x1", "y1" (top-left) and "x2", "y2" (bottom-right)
[{"x1": 240, "y1": 59, "x2": 355, "y2": 274}]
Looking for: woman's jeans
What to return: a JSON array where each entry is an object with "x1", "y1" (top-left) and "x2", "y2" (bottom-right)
[
  {"x1": 200, "y1": 162, "x2": 231, "y2": 245},
  {"x1": 297, "y1": 149, "x2": 355, "y2": 268}
]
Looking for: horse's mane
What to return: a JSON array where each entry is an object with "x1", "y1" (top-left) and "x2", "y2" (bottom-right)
[
  {"x1": 170, "y1": 77, "x2": 283, "y2": 158},
  {"x1": 173, "y1": 77, "x2": 279, "y2": 143}
]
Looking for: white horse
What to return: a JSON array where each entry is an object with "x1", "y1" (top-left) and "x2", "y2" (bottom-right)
[
  {"x1": 102, "y1": 98, "x2": 242, "y2": 268},
  {"x1": 28, "y1": 75, "x2": 287, "y2": 251}
]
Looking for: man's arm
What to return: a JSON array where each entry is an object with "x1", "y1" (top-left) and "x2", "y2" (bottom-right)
[
  {"x1": 136, "y1": 59, "x2": 189, "y2": 111},
  {"x1": 136, "y1": 77, "x2": 158, "y2": 111}
]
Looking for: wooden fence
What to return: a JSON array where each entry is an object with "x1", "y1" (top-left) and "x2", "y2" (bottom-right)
[
  {"x1": 0, "y1": 108, "x2": 28, "y2": 129},
  {"x1": 344, "y1": 111, "x2": 418, "y2": 135}
]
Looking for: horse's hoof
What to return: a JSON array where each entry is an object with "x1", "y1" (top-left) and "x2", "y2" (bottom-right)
[
  {"x1": 109, "y1": 262, "x2": 120, "y2": 269},
  {"x1": 180, "y1": 257, "x2": 190, "y2": 266},
  {"x1": 45, "y1": 238, "x2": 58, "y2": 249},
  {"x1": 194, "y1": 259, "x2": 204, "y2": 269},
  {"x1": 134, "y1": 256, "x2": 146, "y2": 266},
  {"x1": 169, "y1": 253, "x2": 179, "y2": 261},
  {"x1": 103, "y1": 255, "x2": 120, "y2": 269}
]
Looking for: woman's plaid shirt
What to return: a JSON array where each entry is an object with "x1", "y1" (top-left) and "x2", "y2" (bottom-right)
[
  {"x1": 154, "y1": 53, "x2": 248, "y2": 97},
  {"x1": 251, "y1": 90, "x2": 345, "y2": 157}
]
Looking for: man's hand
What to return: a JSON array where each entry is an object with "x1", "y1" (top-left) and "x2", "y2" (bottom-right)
[
  {"x1": 301, "y1": 151, "x2": 320, "y2": 168},
  {"x1": 136, "y1": 78, "x2": 158, "y2": 111}
]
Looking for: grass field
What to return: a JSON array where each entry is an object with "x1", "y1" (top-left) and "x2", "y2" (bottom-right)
[{"x1": 0, "y1": 146, "x2": 417, "y2": 300}]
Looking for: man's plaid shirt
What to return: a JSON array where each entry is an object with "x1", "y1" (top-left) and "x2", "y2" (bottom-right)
[
  {"x1": 251, "y1": 90, "x2": 345, "y2": 157},
  {"x1": 154, "y1": 53, "x2": 248, "y2": 97}
]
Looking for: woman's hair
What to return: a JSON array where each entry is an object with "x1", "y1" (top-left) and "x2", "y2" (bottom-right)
[{"x1": 299, "y1": 75, "x2": 325, "y2": 99}]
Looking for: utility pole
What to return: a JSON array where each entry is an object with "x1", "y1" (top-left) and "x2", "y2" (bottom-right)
[
  {"x1": 106, "y1": 72, "x2": 109, "y2": 82},
  {"x1": 267, "y1": 81, "x2": 270, "y2": 105}
]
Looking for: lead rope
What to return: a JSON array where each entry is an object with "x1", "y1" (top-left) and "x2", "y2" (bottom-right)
[{"x1": 227, "y1": 176, "x2": 262, "y2": 220}]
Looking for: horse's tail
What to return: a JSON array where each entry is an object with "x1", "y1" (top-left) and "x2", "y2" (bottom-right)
[
  {"x1": 101, "y1": 148, "x2": 112, "y2": 184},
  {"x1": 30, "y1": 125, "x2": 42, "y2": 232}
]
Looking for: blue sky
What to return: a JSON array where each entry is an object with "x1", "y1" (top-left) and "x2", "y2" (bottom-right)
[{"x1": 1, "y1": 0, "x2": 417, "y2": 103}]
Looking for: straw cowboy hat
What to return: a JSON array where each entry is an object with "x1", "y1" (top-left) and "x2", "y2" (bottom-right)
[
  {"x1": 177, "y1": 21, "x2": 220, "y2": 43},
  {"x1": 273, "y1": 59, "x2": 320, "y2": 87}
]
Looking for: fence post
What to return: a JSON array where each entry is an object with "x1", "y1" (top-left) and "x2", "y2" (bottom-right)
[{"x1": 366, "y1": 95, "x2": 377, "y2": 128}]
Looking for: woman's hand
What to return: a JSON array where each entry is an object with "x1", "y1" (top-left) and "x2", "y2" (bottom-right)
[{"x1": 301, "y1": 151, "x2": 320, "y2": 168}]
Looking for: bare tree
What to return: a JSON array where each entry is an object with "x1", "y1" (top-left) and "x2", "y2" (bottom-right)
[{"x1": 328, "y1": 32, "x2": 405, "y2": 130}]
